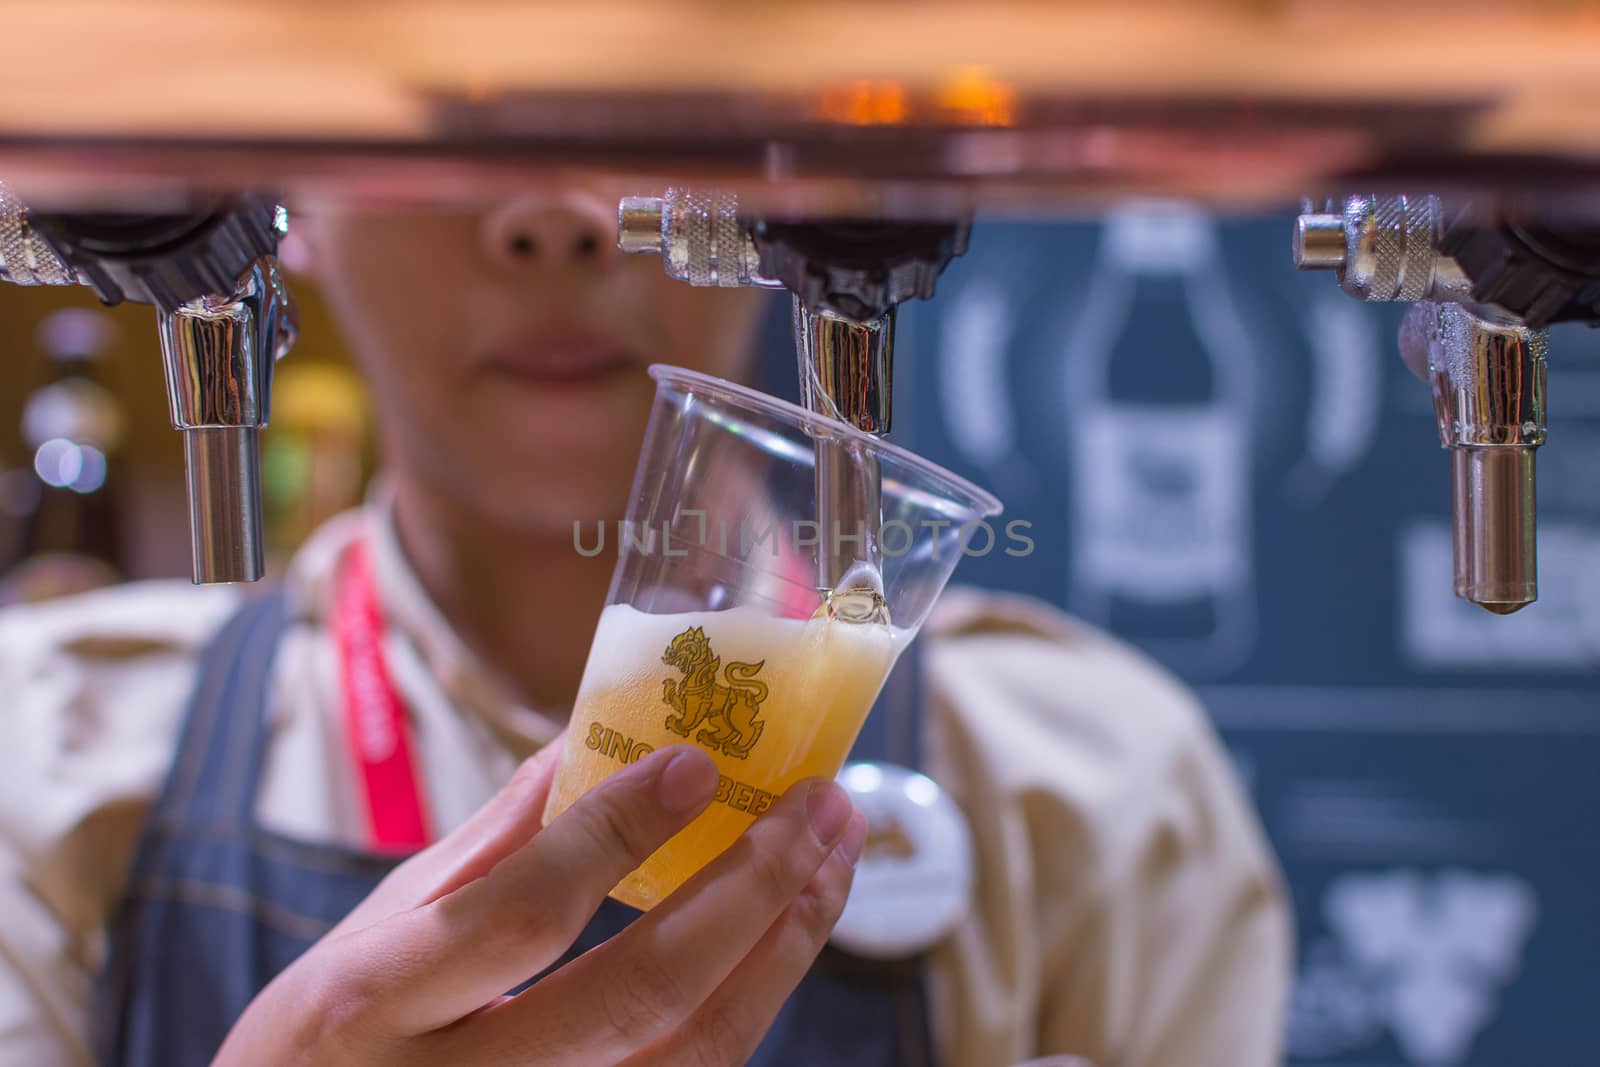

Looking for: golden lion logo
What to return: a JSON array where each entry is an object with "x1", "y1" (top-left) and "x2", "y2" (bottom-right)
[{"x1": 661, "y1": 626, "x2": 768, "y2": 759}]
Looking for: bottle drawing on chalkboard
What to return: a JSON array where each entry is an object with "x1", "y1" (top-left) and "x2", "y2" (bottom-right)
[{"x1": 1063, "y1": 201, "x2": 1257, "y2": 675}]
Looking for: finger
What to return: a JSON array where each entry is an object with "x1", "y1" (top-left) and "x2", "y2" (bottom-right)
[
  {"x1": 336, "y1": 744, "x2": 718, "y2": 1035},
  {"x1": 335, "y1": 741, "x2": 564, "y2": 933},
  {"x1": 484, "y1": 777, "x2": 858, "y2": 1065},
  {"x1": 616, "y1": 810, "x2": 866, "y2": 1067}
]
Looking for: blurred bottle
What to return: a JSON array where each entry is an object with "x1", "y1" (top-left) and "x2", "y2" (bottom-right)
[
  {"x1": 262, "y1": 361, "x2": 370, "y2": 568},
  {"x1": 0, "y1": 308, "x2": 126, "y2": 605},
  {"x1": 1064, "y1": 201, "x2": 1257, "y2": 675}
]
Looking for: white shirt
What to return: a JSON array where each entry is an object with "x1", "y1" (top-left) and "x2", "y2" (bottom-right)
[{"x1": 0, "y1": 500, "x2": 1291, "y2": 1067}]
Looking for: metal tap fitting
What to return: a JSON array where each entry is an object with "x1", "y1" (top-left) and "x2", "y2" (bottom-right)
[
  {"x1": 618, "y1": 188, "x2": 903, "y2": 434},
  {"x1": 794, "y1": 302, "x2": 894, "y2": 434},
  {"x1": 0, "y1": 178, "x2": 294, "y2": 584},
  {"x1": 794, "y1": 302, "x2": 892, "y2": 590},
  {"x1": 1294, "y1": 194, "x2": 1473, "y2": 303},
  {"x1": 1296, "y1": 194, "x2": 1546, "y2": 614},
  {"x1": 1422, "y1": 302, "x2": 1547, "y2": 614},
  {"x1": 157, "y1": 256, "x2": 296, "y2": 584},
  {"x1": 617, "y1": 189, "x2": 774, "y2": 288},
  {"x1": 0, "y1": 180, "x2": 79, "y2": 286},
  {"x1": 619, "y1": 188, "x2": 969, "y2": 442}
]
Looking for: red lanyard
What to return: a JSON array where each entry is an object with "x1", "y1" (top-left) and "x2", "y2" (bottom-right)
[{"x1": 333, "y1": 538, "x2": 432, "y2": 853}]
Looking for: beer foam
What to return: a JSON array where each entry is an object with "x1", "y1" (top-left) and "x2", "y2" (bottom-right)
[{"x1": 578, "y1": 602, "x2": 906, "y2": 699}]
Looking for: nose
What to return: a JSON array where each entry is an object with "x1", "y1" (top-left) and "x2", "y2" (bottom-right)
[{"x1": 480, "y1": 190, "x2": 619, "y2": 273}]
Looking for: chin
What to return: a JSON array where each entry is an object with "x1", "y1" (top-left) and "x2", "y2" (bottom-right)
[{"x1": 413, "y1": 415, "x2": 643, "y2": 536}]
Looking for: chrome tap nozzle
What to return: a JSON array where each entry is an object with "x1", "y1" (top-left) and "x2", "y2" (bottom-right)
[
  {"x1": 157, "y1": 256, "x2": 296, "y2": 584},
  {"x1": 1423, "y1": 302, "x2": 1547, "y2": 614}
]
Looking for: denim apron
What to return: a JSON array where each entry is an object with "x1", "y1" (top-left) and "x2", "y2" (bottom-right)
[{"x1": 98, "y1": 589, "x2": 936, "y2": 1066}]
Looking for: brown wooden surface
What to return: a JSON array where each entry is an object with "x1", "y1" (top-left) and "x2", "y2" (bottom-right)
[{"x1": 0, "y1": 2, "x2": 1597, "y2": 209}]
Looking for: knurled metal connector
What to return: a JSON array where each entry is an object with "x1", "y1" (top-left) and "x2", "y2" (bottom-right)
[
  {"x1": 0, "y1": 180, "x2": 78, "y2": 286},
  {"x1": 1293, "y1": 194, "x2": 1471, "y2": 303},
  {"x1": 617, "y1": 189, "x2": 773, "y2": 288}
]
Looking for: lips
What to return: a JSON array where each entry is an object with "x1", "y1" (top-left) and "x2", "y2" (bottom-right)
[{"x1": 481, "y1": 337, "x2": 637, "y2": 385}]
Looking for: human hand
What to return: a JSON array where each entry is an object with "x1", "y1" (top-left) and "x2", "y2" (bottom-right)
[{"x1": 214, "y1": 740, "x2": 866, "y2": 1066}]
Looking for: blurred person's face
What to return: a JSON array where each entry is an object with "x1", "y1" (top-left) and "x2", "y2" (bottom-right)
[{"x1": 292, "y1": 182, "x2": 768, "y2": 535}]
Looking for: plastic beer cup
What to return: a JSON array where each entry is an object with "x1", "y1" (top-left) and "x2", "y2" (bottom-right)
[{"x1": 543, "y1": 365, "x2": 1002, "y2": 910}]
